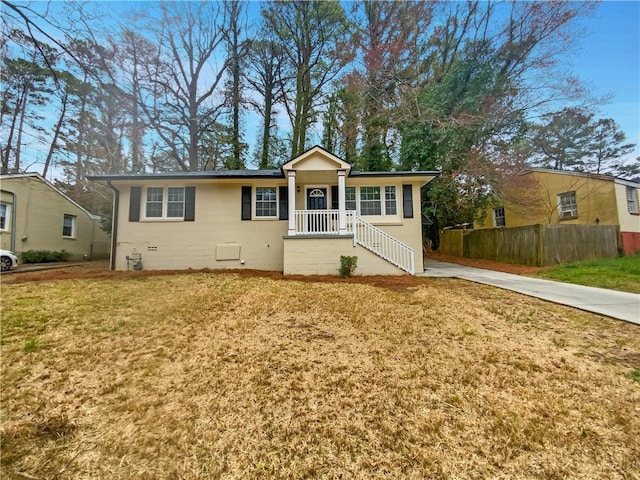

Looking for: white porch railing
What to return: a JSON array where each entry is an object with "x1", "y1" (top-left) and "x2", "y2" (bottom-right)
[
  {"x1": 292, "y1": 210, "x2": 415, "y2": 275},
  {"x1": 294, "y1": 209, "x2": 341, "y2": 234},
  {"x1": 349, "y1": 212, "x2": 415, "y2": 275}
]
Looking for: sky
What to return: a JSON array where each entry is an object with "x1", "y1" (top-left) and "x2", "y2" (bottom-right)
[{"x1": 572, "y1": 1, "x2": 640, "y2": 160}]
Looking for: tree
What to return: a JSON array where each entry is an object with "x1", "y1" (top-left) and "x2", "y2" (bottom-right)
[
  {"x1": 394, "y1": 1, "x2": 596, "y2": 227},
  {"x1": 138, "y1": 1, "x2": 230, "y2": 171},
  {"x1": 262, "y1": 0, "x2": 352, "y2": 157},
  {"x1": 351, "y1": 0, "x2": 432, "y2": 171},
  {"x1": 221, "y1": 0, "x2": 250, "y2": 169},
  {"x1": 528, "y1": 107, "x2": 595, "y2": 171},
  {"x1": 1, "y1": 30, "x2": 56, "y2": 174},
  {"x1": 245, "y1": 36, "x2": 286, "y2": 169},
  {"x1": 585, "y1": 118, "x2": 636, "y2": 174}
]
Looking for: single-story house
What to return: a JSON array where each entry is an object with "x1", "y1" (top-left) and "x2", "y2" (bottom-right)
[
  {"x1": 88, "y1": 146, "x2": 439, "y2": 275},
  {"x1": 475, "y1": 168, "x2": 640, "y2": 255},
  {"x1": 0, "y1": 173, "x2": 111, "y2": 260}
]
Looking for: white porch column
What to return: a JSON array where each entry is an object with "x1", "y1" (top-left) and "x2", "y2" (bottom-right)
[
  {"x1": 287, "y1": 170, "x2": 296, "y2": 235},
  {"x1": 338, "y1": 169, "x2": 347, "y2": 234}
]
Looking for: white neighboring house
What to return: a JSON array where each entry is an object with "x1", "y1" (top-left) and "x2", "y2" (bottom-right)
[
  {"x1": 89, "y1": 146, "x2": 439, "y2": 275},
  {"x1": 0, "y1": 173, "x2": 111, "y2": 260}
]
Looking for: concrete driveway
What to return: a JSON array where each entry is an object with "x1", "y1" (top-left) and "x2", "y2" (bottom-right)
[{"x1": 420, "y1": 259, "x2": 640, "y2": 325}]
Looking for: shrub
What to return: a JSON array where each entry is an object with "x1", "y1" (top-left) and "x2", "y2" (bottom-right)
[
  {"x1": 20, "y1": 250, "x2": 70, "y2": 264},
  {"x1": 339, "y1": 255, "x2": 358, "y2": 277}
]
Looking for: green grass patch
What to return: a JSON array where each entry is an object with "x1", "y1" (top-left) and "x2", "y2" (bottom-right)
[
  {"x1": 534, "y1": 254, "x2": 640, "y2": 293},
  {"x1": 626, "y1": 369, "x2": 640, "y2": 383}
]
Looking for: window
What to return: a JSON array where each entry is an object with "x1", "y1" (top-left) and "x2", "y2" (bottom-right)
[
  {"x1": 255, "y1": 187, "x2": 277, "y2": 217},
  {"x1": 558, "y1": 191, "x2": 578, "y2": 219},
  {"x1": 0, "y1": 203, "x2": 8, "y2": 230},
  {"x1": 345, "y1": 187, "x2": 356, "y2": 211},
  {"x1": 494, "y1": 207, "x2": 506, "y2": 227},
  {"x1": 360, "y1": 186, "x2": 381, "y2": 215},
  {"x1": 384, "y1": 186, "x2": 397, "y2": 215},
  {"x1": 146, "y1": 187, "x2": 164, "y2": 217},
  {"x1": 626, "y1": 186, "x2": 639, "y2": 214},
  {"x1": 145, "y1": 187, "x2": 185, "y2": 218},
  {"x1": 166, "y1": 188, "x2": 185, "y2": 217},
  {"x1": 62, "y1": 214, "x2": 76, "y2": 237}
]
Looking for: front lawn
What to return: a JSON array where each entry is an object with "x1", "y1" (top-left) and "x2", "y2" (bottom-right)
[
  {"x1": 2, "y1": 272, "x2": 639, "y2": 479},
  {"x1": 534, "y1": 254, "x2": 640, "y2": 293}
]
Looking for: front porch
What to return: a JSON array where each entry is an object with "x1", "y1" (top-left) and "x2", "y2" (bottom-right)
[
  {"x1": 286, "y1": 209, "x2": 415, "y2": 275},
  {"x1": 279, "y1": 146, "x2": 419, "y2": 275}
]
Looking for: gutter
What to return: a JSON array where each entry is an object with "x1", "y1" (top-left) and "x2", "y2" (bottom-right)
[{"x1": 106, "y1": 180, "x2": 119, "y2": 271}]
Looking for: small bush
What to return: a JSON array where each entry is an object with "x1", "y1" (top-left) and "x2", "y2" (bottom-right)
[
  {"x1": 20, "y1": 250, "x2": 70, "y2": 264},
  {"x1": 339, "y1": 255, "x2": 357, "y2": 277}
]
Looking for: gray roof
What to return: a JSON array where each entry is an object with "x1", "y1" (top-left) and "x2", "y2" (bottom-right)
[
  {"x1": 88, "y1": 169, "x2": 439, "y2": 182},
  {"x1": 87, "y1": 170, "x2": 285, "y2": 181}
]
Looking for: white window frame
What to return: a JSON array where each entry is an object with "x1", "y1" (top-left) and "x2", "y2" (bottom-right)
[
  {"x1": 359, "y1": 186, "x2": 382, "y2": 216},
  {"x1": 494, "y1": 206, "x2": 506, "y2": 227},
  {"x1": 347, "y1": 185, "x2": 400, "y2": 217},
  {"x1": 626, "y1": 186, "x2": 639, "y2": 214},
  {"x1": 384, "y1": 186, "x2": 398, "y2": 216},
  {"x1": 0, "y1": 202, "x2": 10, "y2": 231},
  {"x1": 345, "y1": 186, "x2": 356, "y2": 211},
  {"x1": 558, "y1": 191, "x2": 578, "y2": 220},
  {"x1": 62, "y1": 214, "x2": 76, "y2": 238},
  {"x1": 255, "y1": 186, "x2": 278, "y2": 218},
  {"x1": 143, "y1": 186, "x2": 185, "y2": 220}
]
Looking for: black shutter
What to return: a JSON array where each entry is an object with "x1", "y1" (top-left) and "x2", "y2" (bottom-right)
[
  {"x1": 241, "y1": 186, "x2": 252, "y2": 220},
  {"x1": 331, "y1": 185, "x2": 339, "y2": 209},
  {"x1": 184, "y1": 186, "x2": 196, "y2": 221},
  {"x1": 402, "y1": 184, "x2": 414, "y2": 218},
  {"x1": 129, "y1": 186, "x2": 141, "y2": 222},
  {"x1": 279, "y1": 186, "x2": 288, "y2": 220}
]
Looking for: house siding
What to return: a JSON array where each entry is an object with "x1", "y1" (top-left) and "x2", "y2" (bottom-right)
[
  {"x1": 477, "y1": 171, "x2": 620, "y2": 228},
  {"x1": 614, "y1": 181, "x2": 640, "y2": 254},
  {"x1": 111, "y1": 180, "x2": 426, "y2": 274},
  {"x1": 113, "y1": 180, "x2": 289, "y2": 271},
  {"x1": 0, "y1": 175, "x2": 109, "y2": 260}
]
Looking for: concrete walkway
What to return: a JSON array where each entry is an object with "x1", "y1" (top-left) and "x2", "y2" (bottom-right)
[{"x1": 420, "y1": 259, "x2": 640, "y2": 325}]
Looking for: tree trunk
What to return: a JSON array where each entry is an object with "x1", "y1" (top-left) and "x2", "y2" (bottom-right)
[
  {"x1": 260, "y1": 81, "x2": 274, "y2": 169},
  {"x1": 42, "y1": 86, "x2": 68, "y2": 178},
  {"x1": 14, "y1": 82, "x2": 30, "y2": 172}
]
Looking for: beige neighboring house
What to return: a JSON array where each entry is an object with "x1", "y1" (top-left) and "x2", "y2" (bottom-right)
[
  {"x1": 0, "y1": 173, "x2": 111, "y2": 260},
  {"x1": 476, "y1": 168, "x2": 640, "y2": 255},
  {"x1": 88, "y1": 146, "x2": 438, "y2": 275}
]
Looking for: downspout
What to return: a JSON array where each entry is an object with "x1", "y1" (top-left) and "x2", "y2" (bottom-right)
[{"x1": 106, "y1": 180, "x2": 119, "y2": 271}]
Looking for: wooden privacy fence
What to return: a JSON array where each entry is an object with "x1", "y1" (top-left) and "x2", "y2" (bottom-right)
[{"x1": 440, "y1": 224, "x2": 620, "y2": 266}]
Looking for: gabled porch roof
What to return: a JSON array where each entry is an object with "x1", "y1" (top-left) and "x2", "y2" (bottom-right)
[{"x1": 281, "y1": 145, "x2": 351, "y2": 173}]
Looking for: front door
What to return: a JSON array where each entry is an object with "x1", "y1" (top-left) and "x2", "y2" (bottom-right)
[{"x1": 306, "y1": 187, "x2": 327, "y2": 232}]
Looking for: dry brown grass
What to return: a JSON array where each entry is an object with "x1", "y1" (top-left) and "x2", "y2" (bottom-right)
[{"x1": 1, "y1": 272, "x2": 639, "y2": 479}]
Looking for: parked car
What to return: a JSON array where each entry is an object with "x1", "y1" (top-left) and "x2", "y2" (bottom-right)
[{"x1": 0, "y1": 249, "x2": 19, "y2": 272}]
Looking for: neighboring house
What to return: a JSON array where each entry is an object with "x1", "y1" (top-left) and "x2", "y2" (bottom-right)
[
  {"x1": 476, "y1": 168, "x2": 640, "y2": 254},
  {"x1": 0, "y1": 173, "x2": 111, "y2": 260},
  {"x1": 88, "y1": 146, "x2": 438, "y2": 275}
]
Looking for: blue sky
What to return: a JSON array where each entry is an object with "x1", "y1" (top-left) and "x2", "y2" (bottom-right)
[{"x1": 573, "y1": 1, "x2": 640, "y2": 158}]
